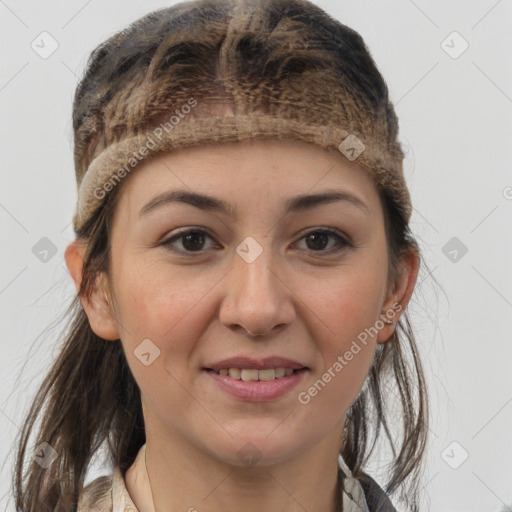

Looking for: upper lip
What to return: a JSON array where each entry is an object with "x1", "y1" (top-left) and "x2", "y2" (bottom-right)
[{"x1": 205, "y1": 356, "x2": 308, "y2": 371}]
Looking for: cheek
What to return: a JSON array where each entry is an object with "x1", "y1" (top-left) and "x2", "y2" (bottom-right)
[
  {"x1": 112, "y1": 253, "x2": 216, "y2": 353},
  {"x1": 296, "y1": 280, "x2": 381, "y2": 417},
  {"x1": 111, "y1": 256, "x2": 212, "y2": 413},
  {"x1": 304, "y1": 263, "x2": 387, "y2": 346},
  {"x1": 295, "y1": 253, "x2": 388, "y2": 406}
]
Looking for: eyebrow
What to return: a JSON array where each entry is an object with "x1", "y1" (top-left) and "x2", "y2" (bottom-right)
[{"x1": 138, "y1": 189, "x2": 371, "y2": 219}]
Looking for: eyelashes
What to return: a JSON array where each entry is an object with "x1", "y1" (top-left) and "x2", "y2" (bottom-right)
[{"x1": 159, "y1": 227, "x2": 352, "y2": 256}]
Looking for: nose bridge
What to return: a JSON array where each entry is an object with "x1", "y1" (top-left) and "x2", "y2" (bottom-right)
[
  {"x1": 219, "y1": 235, "x2": 294, "y2": 335},
  {"x1": 236, "y1": 238, "x2": 276, "y2": 296},
  {"x1": 234, "y1": 234, "x2": 281, "y2": 308}
]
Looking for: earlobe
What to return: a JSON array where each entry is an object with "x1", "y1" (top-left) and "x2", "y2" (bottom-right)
[
  {"x1": 376, "y1": 247, "x2": 420, "y2": 344},
  {"x1": 64, "y1": 239, "x2": 120, "y2": 341}
]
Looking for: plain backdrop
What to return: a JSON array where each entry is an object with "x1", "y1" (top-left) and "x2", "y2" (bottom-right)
[{"x1": 1, "y1": 1, "x2": 511, "y2": 511}]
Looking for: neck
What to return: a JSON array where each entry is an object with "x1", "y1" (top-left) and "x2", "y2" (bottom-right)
[{"x1": 140, "y1": 422, "x2": 344, "y2": 512}]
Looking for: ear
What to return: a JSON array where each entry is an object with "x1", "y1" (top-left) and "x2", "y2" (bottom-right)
[
  {"x1": 64, "y1": 238, "x2": 120, "y2": 341},
  {"x1": 376, "y1": 246, "x2": 420, "y2": 344}
]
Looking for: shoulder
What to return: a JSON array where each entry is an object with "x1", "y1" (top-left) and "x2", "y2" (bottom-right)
[
  {"x1": 357, "y1": 472, "x2": 398, "y2": 512},
  {"x1": 77, "y1": 474, "x2": 113, "y2": 512},
  {"x1": 77, "y1": 466, "x2": 140, "y2": 512}
]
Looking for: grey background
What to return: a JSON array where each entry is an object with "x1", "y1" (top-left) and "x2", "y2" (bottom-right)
[{"x1": 1, "y1": 1, "x2": 511, "y2": 511}]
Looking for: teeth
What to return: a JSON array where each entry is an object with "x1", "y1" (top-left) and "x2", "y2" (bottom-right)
[
  {"x1": 228, "y1": 368, "x2": 241, "y2": 379},
  {"x1": 241, "y1": 369, "x2": 259, "y2": 381},
  {"x1": 258, "y1": 369, "x2": 276, "y2": 381},
  {"x1": 214, "y1": 367, "x2": 300, "y2": 380},
  {"x1": 275, "y1": 368, "x2": 286, "y2": 378}
]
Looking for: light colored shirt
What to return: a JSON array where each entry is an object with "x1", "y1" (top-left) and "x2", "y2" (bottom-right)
[{"x1": 77, "y1": 444, "x2": 370, "y2": 512}]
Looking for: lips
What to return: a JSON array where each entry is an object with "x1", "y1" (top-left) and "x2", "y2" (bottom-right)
[{"x1": 203, "y1": 356, "x2": 309, "y2": 401}]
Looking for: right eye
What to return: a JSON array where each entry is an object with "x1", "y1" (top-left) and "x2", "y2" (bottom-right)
[{"x1": 159, "y1": 228, "x2": 218, "y2": 253}]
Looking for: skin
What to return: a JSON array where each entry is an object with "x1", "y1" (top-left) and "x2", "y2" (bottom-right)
[{"x1": 65, "y1": 138, "x2": 419, "y2": 512}]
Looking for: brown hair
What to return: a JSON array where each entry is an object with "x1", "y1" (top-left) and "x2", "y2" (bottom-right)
[{"x1": 13, "y1": 1, "x2": 430, "y2": 510}]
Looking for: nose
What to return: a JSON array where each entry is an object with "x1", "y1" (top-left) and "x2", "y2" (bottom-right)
[{"x1": 219, "y1": 243, "x2": 295, "y2": 338}]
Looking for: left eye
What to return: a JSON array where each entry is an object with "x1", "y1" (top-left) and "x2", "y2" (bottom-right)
[{"x1": 294, "y1": 229, "x2": 350, "y2": 253}]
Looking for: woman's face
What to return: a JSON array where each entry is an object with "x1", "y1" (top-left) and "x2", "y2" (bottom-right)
[{"x1": 102, "y1": 138, "x2": 404, "y2": 467}]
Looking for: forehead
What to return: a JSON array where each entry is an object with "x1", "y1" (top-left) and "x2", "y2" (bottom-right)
[{"x1": 114, "y1": 138, "x2": 380, "y2": 219}]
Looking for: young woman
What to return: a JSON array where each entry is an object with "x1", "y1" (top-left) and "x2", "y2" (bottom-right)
[{"x1": 13, "y1": 0, "x2": 429, "y2": 510}]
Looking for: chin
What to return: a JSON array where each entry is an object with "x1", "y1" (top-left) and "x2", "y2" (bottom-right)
[{"x1": 206, "y1": 430, "x2": 305, "y2": 469}]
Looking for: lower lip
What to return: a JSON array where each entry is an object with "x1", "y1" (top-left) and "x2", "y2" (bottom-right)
[{"x1": 204, "y1": 368, "x2": 308, "y2": 402}]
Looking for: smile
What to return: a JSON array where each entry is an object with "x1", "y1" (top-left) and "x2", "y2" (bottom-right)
[
  {"x1": 210, "y1": 368, "x2": 299, "y2": 381},
  {"x1": 204, "y1": 367, "x2": 309, "y2": 401}
]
